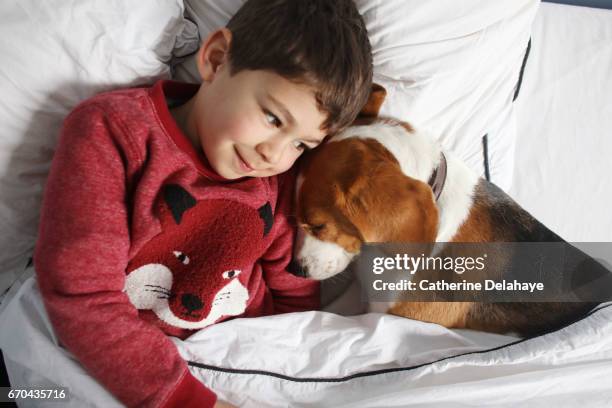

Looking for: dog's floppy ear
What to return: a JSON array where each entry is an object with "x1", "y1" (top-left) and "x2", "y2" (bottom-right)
[
  {"x1": 335, "y1": 139, "x2": 438, "y2": 243},
  {"x1": 359, "y1": 83, "x2": 387, "y2": 118},
  {"x1": 357, "y1": 173, "x2": 439, "y2": 243},
  {"x1": 394, "y1": 176, "x2": 439, "y2": 243}
]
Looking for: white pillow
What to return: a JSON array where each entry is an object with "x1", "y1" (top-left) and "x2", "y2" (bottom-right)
[
  {"x1": 174, "y1": 0, "x2": 537, "y2": 189},
  {"x1": 0, "y1": 0, "x2": 187, "y2": 295},
  {"x1": 365, "y1": 0, "x2": 538, "y2": 190}
]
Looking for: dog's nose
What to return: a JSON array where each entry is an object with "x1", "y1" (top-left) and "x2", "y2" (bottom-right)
[
  {"x1": 181, "y1": 293, "x2": 204, "y2": 312},
  {"x1": 287, "y1": 259, "x2": 309, "y2": 278}
]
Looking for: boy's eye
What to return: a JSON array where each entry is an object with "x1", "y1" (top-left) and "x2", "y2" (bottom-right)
[
  {"x1": 264, "y1": 110, "x2": 282, "y2": 128},
  {"x1": 292, "y1": 140, "x2": 311, "y2": 151}
]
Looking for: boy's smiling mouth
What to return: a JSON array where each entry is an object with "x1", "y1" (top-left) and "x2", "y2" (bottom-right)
[{"x1": 234, "y1": 146, "x2": 256, "y2": 173}]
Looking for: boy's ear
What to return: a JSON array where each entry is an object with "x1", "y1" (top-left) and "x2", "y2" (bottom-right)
[
  {"x1": 196, "y1": 28, "x2": 232, "y2": 82},
  {"x1": 359, "y1": 83, "x2": 387, "y2": 118}
]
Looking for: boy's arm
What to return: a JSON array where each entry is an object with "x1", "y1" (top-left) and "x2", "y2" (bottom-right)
[
  {"x1": 35, "y1": 104, "x2": 216, "y2": 408},
  {"x1": 260, "y1": 174, "x2": 320, "y2": 313}
]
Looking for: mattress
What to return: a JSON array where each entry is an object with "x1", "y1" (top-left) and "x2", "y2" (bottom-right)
[{"x1": 509, "y1": 2, "x2": 612, "y2": 242}]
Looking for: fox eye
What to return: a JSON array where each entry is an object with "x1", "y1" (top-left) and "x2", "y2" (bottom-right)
[
  {"x1": 173, "y1": 251, "x2": 190, "y2": 265},
  {"x1": 222, "y1": 269, "x2": 241, "y2": 279}
]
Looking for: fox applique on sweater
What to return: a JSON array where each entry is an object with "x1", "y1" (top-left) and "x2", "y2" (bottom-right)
[{"x1": 125, "y1": 184, "x2": 274, "y2": 337}]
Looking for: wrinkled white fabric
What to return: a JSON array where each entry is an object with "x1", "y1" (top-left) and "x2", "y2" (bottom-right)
[
  {"x1": 0, "y1": 0, "x2": 186, "y2": 295},
  {"x1": 2, "y1": 277, "x2": 611, "y2": 407}
]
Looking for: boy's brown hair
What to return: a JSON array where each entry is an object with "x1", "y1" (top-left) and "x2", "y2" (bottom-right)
[{"x1": 226, "y1": 0, "x2": 373, "y2": 135}]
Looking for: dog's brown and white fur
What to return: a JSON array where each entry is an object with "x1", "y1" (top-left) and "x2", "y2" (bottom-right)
[{"x1": 294, "y1": 86, "x2": 599, "y2": 337}]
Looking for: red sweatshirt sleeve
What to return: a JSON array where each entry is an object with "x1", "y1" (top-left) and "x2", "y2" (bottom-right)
[
  {"x1": 260, "y1": 173, "x2": 320, "y2": 313},
  {"x1": 35, "y1": 104, "x2": 216, "y2": 408}
]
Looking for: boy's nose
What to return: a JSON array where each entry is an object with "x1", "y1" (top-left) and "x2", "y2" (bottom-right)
[{"x1": 256, "y1": 138, "x2": 286, "y2": 165}]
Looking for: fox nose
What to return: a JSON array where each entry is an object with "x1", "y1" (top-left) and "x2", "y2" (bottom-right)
[{"x1": 181, "y1": 293, "x2": 204, "y2": 312}]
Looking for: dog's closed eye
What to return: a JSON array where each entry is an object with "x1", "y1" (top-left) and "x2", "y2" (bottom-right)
[
  {"x1": 300, "y1": 223, "x2": 326, "y2": 236},
  {"x1": 309, "y1": 224, "x2": 326, "y2": 233}
]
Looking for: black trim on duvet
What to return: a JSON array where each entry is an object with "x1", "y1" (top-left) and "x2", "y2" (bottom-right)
[
  {"x1": 480, "y1": 38, "x2": 532, "y2": 182},
  {"x1": 482, "y1": 134, "x2": 491, "y2": 182},
  {"x1": 188, "y1": 303, "x2": 610, "y2": 383},
  {"x1": 513, "y1": 38, "x2": 532, "y2": 102}
]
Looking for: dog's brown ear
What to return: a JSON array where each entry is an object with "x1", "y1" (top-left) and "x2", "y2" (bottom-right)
[
  {"x1": 359, "y1": 83, "x2": 387, "y2": 118},
  {"x1": 394, "y1": 177, "x2": 439, "y2": 243},
  {"x1": 336, "y1": 139, "x2": 439, "y2": 244}
]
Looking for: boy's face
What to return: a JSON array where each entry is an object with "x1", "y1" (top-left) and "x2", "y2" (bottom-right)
[{"x1": 191, "y1": 66, "x2": 328, "y2": 179}]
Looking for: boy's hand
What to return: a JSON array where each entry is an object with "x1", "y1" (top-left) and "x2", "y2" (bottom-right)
[{"x1": 214, "y1": 401, "x2": 237, "y2": 408}]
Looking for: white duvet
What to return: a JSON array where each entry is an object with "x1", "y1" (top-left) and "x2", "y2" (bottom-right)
[{"x1": 1, "y1": 276, "x2": 611, "y2": 407}]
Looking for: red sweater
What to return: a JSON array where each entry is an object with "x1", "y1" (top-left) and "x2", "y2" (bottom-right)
[{"x1": 34, "y1": 80, "x2": 319, "y2": 407}]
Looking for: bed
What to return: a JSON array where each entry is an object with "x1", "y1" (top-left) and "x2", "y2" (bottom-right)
[{"x1": 1, "y1": 1, "x2": 611, "y2": 407}]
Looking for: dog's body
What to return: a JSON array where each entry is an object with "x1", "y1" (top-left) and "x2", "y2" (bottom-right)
[{"x1": 294, "y1": 89, "x2": 603, "y2": 336}]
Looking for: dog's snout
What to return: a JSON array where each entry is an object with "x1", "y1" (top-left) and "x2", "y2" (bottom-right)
[{"x1": 288, "y1": 259, "x2": 309, "y2": 278}]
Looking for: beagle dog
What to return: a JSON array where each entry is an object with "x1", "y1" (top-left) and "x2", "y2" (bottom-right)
[{"x1": 294, "y1": 85, "x2": 605, "y2": 337}]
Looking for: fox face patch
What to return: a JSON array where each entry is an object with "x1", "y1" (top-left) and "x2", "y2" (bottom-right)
[{"x1": 124, "y1": 184, "x2": 273, "y2": 330}]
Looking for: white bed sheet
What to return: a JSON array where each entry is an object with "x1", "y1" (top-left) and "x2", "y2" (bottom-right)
[
  {"x1": 509, "y1": 2, "x2": 612, "y2": 242},
  {"x1": 1, "y1": 277, "x2": 611, "y2": 407}
]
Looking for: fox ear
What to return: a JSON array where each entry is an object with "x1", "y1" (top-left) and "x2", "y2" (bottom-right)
[
  {"x1": 358, "y1": 83, "x2": 387, "y2": 118},
  {"x1": 163, "y1": 184, "x2": 196, "y2": 224},
  {"x1": 257, "y1": 202, "x2": 274, "y2": 237}
]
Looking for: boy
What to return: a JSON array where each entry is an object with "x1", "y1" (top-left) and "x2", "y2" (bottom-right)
[{"x1": 34, "y1": 0, "x2": 372, "y2": 407}]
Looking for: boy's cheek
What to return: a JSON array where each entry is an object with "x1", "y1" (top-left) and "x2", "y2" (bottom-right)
[
  {"x1": 285, "y1": 151, "x2": 304, "y2": 169},
  {"x1": 267, "y1": 155, "x2": 298, "y2": 176},
  {"x1": 203, "y1": 107, "x2": 255, "y2": 141}
]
